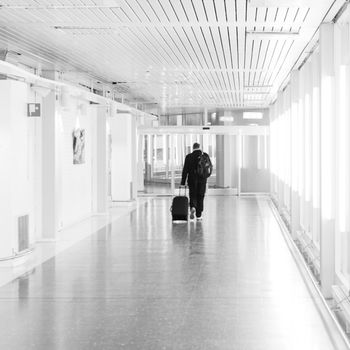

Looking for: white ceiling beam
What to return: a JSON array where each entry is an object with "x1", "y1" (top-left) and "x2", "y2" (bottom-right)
[
  {"x1": 0, "y1": 21, "x2": 309, "y2": 29},
  {"x1": 138, "y1": 125, "x2": 270, "y2": 135}
]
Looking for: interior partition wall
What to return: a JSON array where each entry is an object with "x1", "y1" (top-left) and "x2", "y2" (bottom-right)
[
  {"x1": 138, "y1": 126, "x2": 270, "y2": 195},
  {"x1": 270, "y1": 19, "x2": 350, "y2": 298},
  {"x1": 241, "y1": 134, "x2": 269, "y2": 193}
]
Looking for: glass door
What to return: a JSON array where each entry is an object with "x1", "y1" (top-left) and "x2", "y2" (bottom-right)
[{"x1": 240, "y1": 134, "x2": 270, "y2": 193}]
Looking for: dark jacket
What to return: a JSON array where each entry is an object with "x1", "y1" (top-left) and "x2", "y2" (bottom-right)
[{"x1": 181, "y1": 149, "x2": 210, "y2": 186}]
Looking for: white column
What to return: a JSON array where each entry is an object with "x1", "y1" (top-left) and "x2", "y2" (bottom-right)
[
  {"x1": 110, "y1": 113, "x2": 137, "y2": 201},
  {"x1": 137, "y1": 134, "x2": 145, "y2": 192},
  {"x1": 203, "y1": 107, "x2": 208, "y2": 125},
  {"x1": 93, "y1": 107, "x2": 108, "y2": 212},
  {"x1": 320, "y1": 23, "x2": 336, "y2": 298},
  {"x1": 298, "y1": 66, "x2": 306, "y2": 231},
  {"x1": 165, "y1": 135, "x2": 169, "y2": 179},
  {"x1": 290, "y1": 70, "x2": 300, "y2": 239},
  {"x1": 150, "y1": 135, "x2": 155, "y2": 179},
  {"x1": 304, "y1": 62, "x2": 313, "y2": 236},
  {"x1": 216, "y1": 135, "x2": 224, "y2": 187},
  {"x1": 146, "y1": 135, "x2": 151, "y2": 181},
  {"x1": 170, "y1": 134, "x2": 175, "y2": 194},
  {"x1": 312, "y1": 53, "x2": 321, "y2": 246},
  {"x1": 42, "y1": 73, "x2": 60, "y2": 240},
  {"x1": 237, "y1": 132, "x2": 242, "y2": 195},
  {"x1": 335, "y1": 21, "x2": 350, "y2": 280},
  {"x1": 276, "y1": 91, "x2": 284, "y2": 207},
  {"x1": 283, "y1": 86, "x2": 292, "y2": 212},
  {"x1": 176, "y1": 114, "x2": 182, "y2": 126}
]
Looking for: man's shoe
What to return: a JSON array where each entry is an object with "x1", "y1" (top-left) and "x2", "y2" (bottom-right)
[
  {"x1": 196, "y1": 216, "x2": 202, "y2": 221},
  {"x1": 190, "y1": 207, "x2": 196, "y2": 220}
]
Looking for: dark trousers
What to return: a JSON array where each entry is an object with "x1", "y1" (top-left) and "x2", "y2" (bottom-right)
[{"x1": 189, "y1": 181, "x2": 206, "y2": 217}]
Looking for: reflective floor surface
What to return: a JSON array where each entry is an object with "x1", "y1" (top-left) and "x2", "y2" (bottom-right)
[
  {"x1": 0, "y1": 202, "x2": 145, "y2": 289},
  {"x1": 0, "y1": 197, "x2": 337, "y2": 349}
]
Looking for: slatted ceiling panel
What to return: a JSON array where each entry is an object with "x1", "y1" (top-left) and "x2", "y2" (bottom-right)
[
  {"x1": 264, "y1": 48, "x2": 285, "y2": 88},
  {"x1": 284, "y1": 7, "x2": 297, "y2": 31},
  {"x1": 250, "y1": 40, "x2": 261, "y2": 86},
  {"x1": 190, "y1": 0, "x2": 206, "y2": 24},
  {"x1": 174, "y1": 27, "x2": 198, "y2": 66},
  {"x1": 275, "y1": 8, "x2": 287, "y2": 30},
  {"x1": 181, "y1": 28, "x2": 205, "y2": 69},
  {"x1": 201, "y1": 73, "x2": 218, "y2": 103},
  {"x1": 156, "y1": 0, "x2": 176, "y2": 22},
  {"x1": 190, "y1": 27, "x2": 210, "y2": 69},
  {"x1": 219, "y1": 74, "x2": 229, "y2": 104},
  {"x1": 246, "y1": 1, "x2": 257, "y2": 28},
  {"x1": 203, "y1": 0, "x2": 217, "y2": 23},
  {"x1": 223, "y1": 0, "x2": 234, "y2": 22},
  {"x1": 94, "y1": 34, "x2": 141, "y2": 73},
  {"x1": 0, "y1": 0, "x2": 342, "y2": 109},
  {"x1": 126, "y1": 29, "x2": 166, "y2": 68},
  {"x1": 210, "y1": 71, "x2": 223, "y2": 104},
  {"x1": 169, "y1": 0, "x2": 189, "y2": 23},
  {"x1": 0, "y1": 26, "x2": 72, "y2": 66},
  {"x1": 262, "y1": 7, "x2": 277, "y2": 31},
  {"x1": 152, "y1": 29, "x2": 183, "y2": 66},
  {"x1": 122, "y1": 0, "x2": 143, "y2": 22},
  {"x1": 267, "y1": 39, "x2": 294, "y2": 84},
  {"x1": 146, "y1": 30, "x2": 176, "y2": 66},
  {"x1": 245, "y1": 6, "x2": 256, "y2": 86},
  {"x1": 261, "y1": 40, "x2": 279, "y2": 85},
  {"x1": 180, "y1": 30, "x2": 206, "y2": 70},
  {"x1": 137, "y1": 0, "x2": 157, "y2": 22},
  {"x1": 211, "y1": 28, "x2": 224, "y2": 69},
  {"x1": 199, "y1": 27, "x2": 215, "y2": 68}
]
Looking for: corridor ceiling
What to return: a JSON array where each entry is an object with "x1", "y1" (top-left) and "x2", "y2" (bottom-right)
[{"x1": 0, "y1": 0, "x2": 344, "y2": 111}]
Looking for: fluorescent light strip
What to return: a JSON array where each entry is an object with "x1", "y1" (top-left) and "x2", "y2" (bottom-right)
[
  {"x1": 0, "y1": 5, "x2": 121, "y2": 10},
  {"x1": 246, "y1": 31, "x2": 299, "y2": 36},
  {"x1": 246, "y1": 31, "x2": 299, "y2": 40},
  {"x1": 244, "y1": 85, "x2": 272, "y2": 88}
]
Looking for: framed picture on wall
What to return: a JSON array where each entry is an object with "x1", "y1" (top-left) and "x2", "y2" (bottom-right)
[{"x1": 72, "y1": 128, "x2": 85, "y2": 164}]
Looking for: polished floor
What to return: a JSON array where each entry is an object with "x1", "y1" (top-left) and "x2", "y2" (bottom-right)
[{"x1": 0, "y1": 197, "x2": 337, "y2": 349}]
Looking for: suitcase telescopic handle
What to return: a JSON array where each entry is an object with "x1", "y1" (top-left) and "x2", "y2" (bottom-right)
[{"x1": 179, "y1": 185, "x2": 187, "y2": 196}]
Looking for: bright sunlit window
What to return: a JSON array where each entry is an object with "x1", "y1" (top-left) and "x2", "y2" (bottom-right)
[{"x1": 243, "y1": 112, "x2": 263, "y2": 119}]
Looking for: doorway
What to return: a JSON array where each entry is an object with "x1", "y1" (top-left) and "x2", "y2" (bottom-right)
[{"x1": 137, "y1": 126, "x2": 269, "y2": 196}]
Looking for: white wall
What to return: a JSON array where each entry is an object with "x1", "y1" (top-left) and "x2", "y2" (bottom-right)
[
  {"x1": 0, "y1": 79, "x2": 112, "y2": 259},
  {"x1": 0, "y1": 81, "x2": 37, "y2": 258},
  {"x1": 0, "y1": 69, "x2": 141, "y2": 260},
  {"x1": 110, "y1": 112, "x2": 137, "y2": 201},
  {"x1": 59, "y1": 100, "x2": 94, "y2": 228},
  {"x1": 270, "y1": 18, "x2": 350, "y2": 298}
]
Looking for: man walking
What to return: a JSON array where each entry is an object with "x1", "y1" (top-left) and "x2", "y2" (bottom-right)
[{"x1": 181, "y1": 142, "x2": 212, "y2": 220}]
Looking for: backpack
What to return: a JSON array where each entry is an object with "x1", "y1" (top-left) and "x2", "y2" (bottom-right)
[{"x1": 196, "y1": 152, "x2": 213, "y2": 179}]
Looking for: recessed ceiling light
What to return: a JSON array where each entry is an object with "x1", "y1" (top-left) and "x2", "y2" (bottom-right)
[{"x1": 246, "y1": 30, "x2": 299, "y2": 40}]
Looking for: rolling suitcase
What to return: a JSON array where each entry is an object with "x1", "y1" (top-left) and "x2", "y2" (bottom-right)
[{"x1": 171, "y1": 186, "x2": 189, "y2": 221}]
